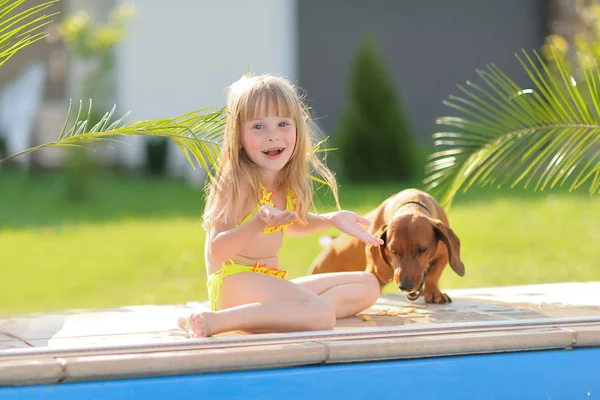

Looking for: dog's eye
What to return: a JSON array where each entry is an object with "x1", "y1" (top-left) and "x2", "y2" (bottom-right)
[{"x1": 417, "y1": 247, "x2": 427, "y2": 256}]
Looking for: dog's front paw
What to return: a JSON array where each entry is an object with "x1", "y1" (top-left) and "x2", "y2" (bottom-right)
[{"x1": 424, "y1": 288, "x2": 452, "y2": 304}]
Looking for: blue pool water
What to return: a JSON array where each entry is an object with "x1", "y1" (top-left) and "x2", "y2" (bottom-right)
[{"x1": 2, "y1": 347, "x2": 598, "y2": 399}]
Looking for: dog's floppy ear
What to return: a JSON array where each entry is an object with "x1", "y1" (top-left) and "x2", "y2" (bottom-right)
[
  {"x1": 365, "y1": 225, "x2": 393, "y2": 285},
  {"x1": 431, "y1": 219, "x2": 465, "y2": 277}
]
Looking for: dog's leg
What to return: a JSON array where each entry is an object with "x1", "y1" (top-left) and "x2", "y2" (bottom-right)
[{"x1": 423, "y1": 257, "x2": 452, "y2": 304}]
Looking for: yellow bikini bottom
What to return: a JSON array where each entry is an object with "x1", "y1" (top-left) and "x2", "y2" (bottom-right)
[{"x1": 207, "y1": 259, "x2": 288, "y2": 311}]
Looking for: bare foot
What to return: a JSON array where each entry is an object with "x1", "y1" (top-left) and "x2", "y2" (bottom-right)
[{"x1": 177, "y1": 312, "x2": 212, "y2": 338}]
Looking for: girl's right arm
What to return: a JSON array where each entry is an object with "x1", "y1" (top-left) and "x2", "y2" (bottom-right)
[
  {"x1": 207, "y1": 205, "x2": 299, "y2": 265},
  {"x1": 207, "y1": 214, "x2": 267, "y2": 265}
]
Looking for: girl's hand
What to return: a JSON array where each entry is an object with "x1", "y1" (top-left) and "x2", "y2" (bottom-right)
[
  {"x1": 259, "y1": 204, "x2": 299, "y2": 227},
  {"x1": 329, "y1": 211, "x2": 384, "y2": 247}
]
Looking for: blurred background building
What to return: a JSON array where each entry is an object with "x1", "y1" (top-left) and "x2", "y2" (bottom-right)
[{"x1": 0, "y1": 0, "x2": 558, "y2": 183}]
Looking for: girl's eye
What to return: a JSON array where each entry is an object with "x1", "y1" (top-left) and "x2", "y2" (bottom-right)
[
  {"x1": 253, "y1": 124, "x2": 263, "y2": 130},
  {"x1": 417, "y1": 247, "x2": 427, "y2": 256},
  {"x1": 390, "y1": 249, "x2": 398, "y2": 256},
  {"x1": 279, "y1": 122, "x2": 289, "y2": 127}
]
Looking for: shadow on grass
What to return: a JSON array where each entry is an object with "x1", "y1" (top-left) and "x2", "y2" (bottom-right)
[
  {"x1": 0, "y1": 168, "x2": 206, "y2": 229},
  {"x1": 1, "y1": 165, "x2": 596, "y2": 229}
]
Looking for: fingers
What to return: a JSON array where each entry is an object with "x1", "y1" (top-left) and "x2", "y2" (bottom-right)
[
  {"x1": 343, "y1": 224, "x2": 383, "y2": 246},
  {"x1": 360, "y1": 233, "x2": 384, "y2": 246},
  {"x1": 278, "y1": 211, "x2": 299, "y2": 226},
  {"x1": 357, "y1": 216, "x2": 372, "y2": 226},
  {"x1": 259, "y1": 205, "x2": 275, "y2": 220},
  {"x1": 259, "y1": 205, "x2": 298, "y2": 226},
  {"x1": 288, "y1": 211, "x2": 300, "y2": 222},
  {"x1": 337, "y1": 213, "x2": 379, "y2": 245},
  {"x1": 339, "y1": 211, "x2": 371, "y2": 227},
  {"x1": 275, "y1": 210, "x2": 294, "y2": 224},
  {"x1": 351, "y1": 223, "x2": 383, "y2": 246}
]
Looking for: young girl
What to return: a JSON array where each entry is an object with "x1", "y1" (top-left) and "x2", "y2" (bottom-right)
[{"x1": 179, "y1": 74, "x2": 383, "y2": 338}]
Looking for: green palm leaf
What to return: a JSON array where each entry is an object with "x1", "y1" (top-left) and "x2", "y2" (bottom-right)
[
  {"x1": 1, "y1": 100, "x2": 226, "y2": 178},
  {"x1": 425, "y1": 49, "x2": 600, "y2": 207},
  {"x1": 0, "y1": 0, "x2": 58, "y2": 67}
]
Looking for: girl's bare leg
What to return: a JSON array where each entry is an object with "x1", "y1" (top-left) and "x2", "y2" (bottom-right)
[
  {"x1": 184, "y1": 272, "x2": 336, "y2": 337},
  {"x1": 292, "y1": 271, "x2": 381, "y2": 318},
  {"x1": 183, "y1": 271, "x2": 380, "y2": 338}
]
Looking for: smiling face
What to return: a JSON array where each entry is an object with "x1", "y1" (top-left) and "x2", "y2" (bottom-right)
[
  {"x1": 240, "y1": 110, "x2": 297, "y2": 177},
  {"x1": 210, "y1": 74, "x2": 320, "y2": 225}
]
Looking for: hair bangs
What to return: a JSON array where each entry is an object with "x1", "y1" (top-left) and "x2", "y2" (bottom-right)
[{"x1": 239, "y1": 81, "x2": 297, "y2": 125}]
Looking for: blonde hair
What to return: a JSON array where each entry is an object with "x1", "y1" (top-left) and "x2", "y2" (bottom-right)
[{"x1": 202, "y1": 74, "x2": 340, "y2": 230}]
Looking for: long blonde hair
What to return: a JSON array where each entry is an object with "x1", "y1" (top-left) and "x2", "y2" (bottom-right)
[{"x1": 202, "y1": 74, "x2": 340, "y2": 230}]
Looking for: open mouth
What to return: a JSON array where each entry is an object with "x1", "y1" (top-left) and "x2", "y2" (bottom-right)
[
  {"x1": 405, "y1": 290, "x2": 421, "y2": 301},
  {"x1": 262, "y1": 148, "x2": 285, "y2": 159},
  {"x1": 402, "y1": 277, "x2": 426, "y2": 302}
]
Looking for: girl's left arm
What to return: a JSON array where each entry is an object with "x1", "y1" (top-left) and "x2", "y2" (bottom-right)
[
  {"x1": 287, "y1": 211, "x2": 384, "y2": 246},
  {"x1": 286, "y1": 212, "x2": 335, "y2": 236}
]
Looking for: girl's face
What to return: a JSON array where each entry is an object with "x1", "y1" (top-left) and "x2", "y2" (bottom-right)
[{"x1": 240, "y1": 110, "x2": 297, "y2": 178}]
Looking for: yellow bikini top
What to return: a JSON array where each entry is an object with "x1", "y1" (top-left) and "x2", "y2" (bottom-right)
[{"x1": 237, "y1": 186, "x2": 299, "y2": 234}]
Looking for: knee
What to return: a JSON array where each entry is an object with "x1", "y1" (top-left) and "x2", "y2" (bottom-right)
[
  {"x1": 360, "y1": 272, "x2": 381, "y2": 307},
  {"x1": 305, "y1": 298, "x2": 336, "y2": 331}
]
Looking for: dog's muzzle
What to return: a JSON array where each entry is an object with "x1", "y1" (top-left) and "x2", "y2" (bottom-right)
[
  {"x1": 405, "y1": 290, "x2": 421, "y2": 301},
  {"x1": 399, "y1": 271, "x2": 427, "y2": 302}
]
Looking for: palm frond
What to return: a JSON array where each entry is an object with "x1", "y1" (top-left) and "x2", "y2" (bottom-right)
[
  {"x1": 1, "y1": 100, "x2": 225, "y2": 178},
  {"x1": 425, "y1": 48, "x2": 600, "y2": 207},
  {"x1": 312, "y1": 136, "x2": 336, "y2": 153},
  {"x1": 0, "y1": 0, "x2": 59, "y2": 67}
]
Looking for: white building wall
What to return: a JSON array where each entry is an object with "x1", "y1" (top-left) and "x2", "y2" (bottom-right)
[{"x1": 114, "y1": 0, "x2": 297, "y2": 182}]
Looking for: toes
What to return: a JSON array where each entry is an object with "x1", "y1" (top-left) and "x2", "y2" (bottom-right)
[
  {"x1": 419, "y1": 289, "x2": 453, "y2": 304},
  {"x1": 435, "y1": 293, "x2": 451, "y2": 304},
  {"x1": 190, "y1": 314, "x2": 211, "y2": 337},
  {"x1": 178, "y1": 314, "x2": 211, "y2": 338},
  {"x1": 177, "y1": 316, "x2": 191, "y2": 332},
  {"x1": 424, "y1": 291, "x2": 451, "y2": 304},
  {"x1": 176, "y1": 316, "x2": 195, "y2": 338}
]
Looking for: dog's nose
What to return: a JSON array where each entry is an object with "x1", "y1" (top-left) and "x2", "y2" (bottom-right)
[{"x1": 399, "y1": 281, "x2": 414, "y2": 292}]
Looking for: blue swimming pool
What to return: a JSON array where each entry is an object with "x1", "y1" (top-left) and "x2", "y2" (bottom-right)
[{"x1": 2, "y1": 347, "x2": 598, "y2": 400}]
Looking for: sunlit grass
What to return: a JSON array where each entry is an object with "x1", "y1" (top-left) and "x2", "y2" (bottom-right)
[{"x1": 1, "y1": 169, "x2": 598, "y2": 315}]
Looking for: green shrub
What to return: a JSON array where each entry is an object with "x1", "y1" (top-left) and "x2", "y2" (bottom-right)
[
  {"x1": 0, "y1": 136, "x2": 6, "y2": 159},
  {"x1": 145, "y1": 137, "x2": 169, "y2": 175},
  {"x1": 335, "y1": 38, "x2": 418, "y2": 182}
]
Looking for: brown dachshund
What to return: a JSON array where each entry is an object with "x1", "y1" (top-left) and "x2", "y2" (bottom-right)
[{"x1": 308, "y1": 189, "x2": 465, "y2": 303}]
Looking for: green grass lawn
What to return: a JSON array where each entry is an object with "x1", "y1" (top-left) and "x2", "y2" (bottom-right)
[{"x1": 1, "y1": 168, "x2": 598, "y2": 315}]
